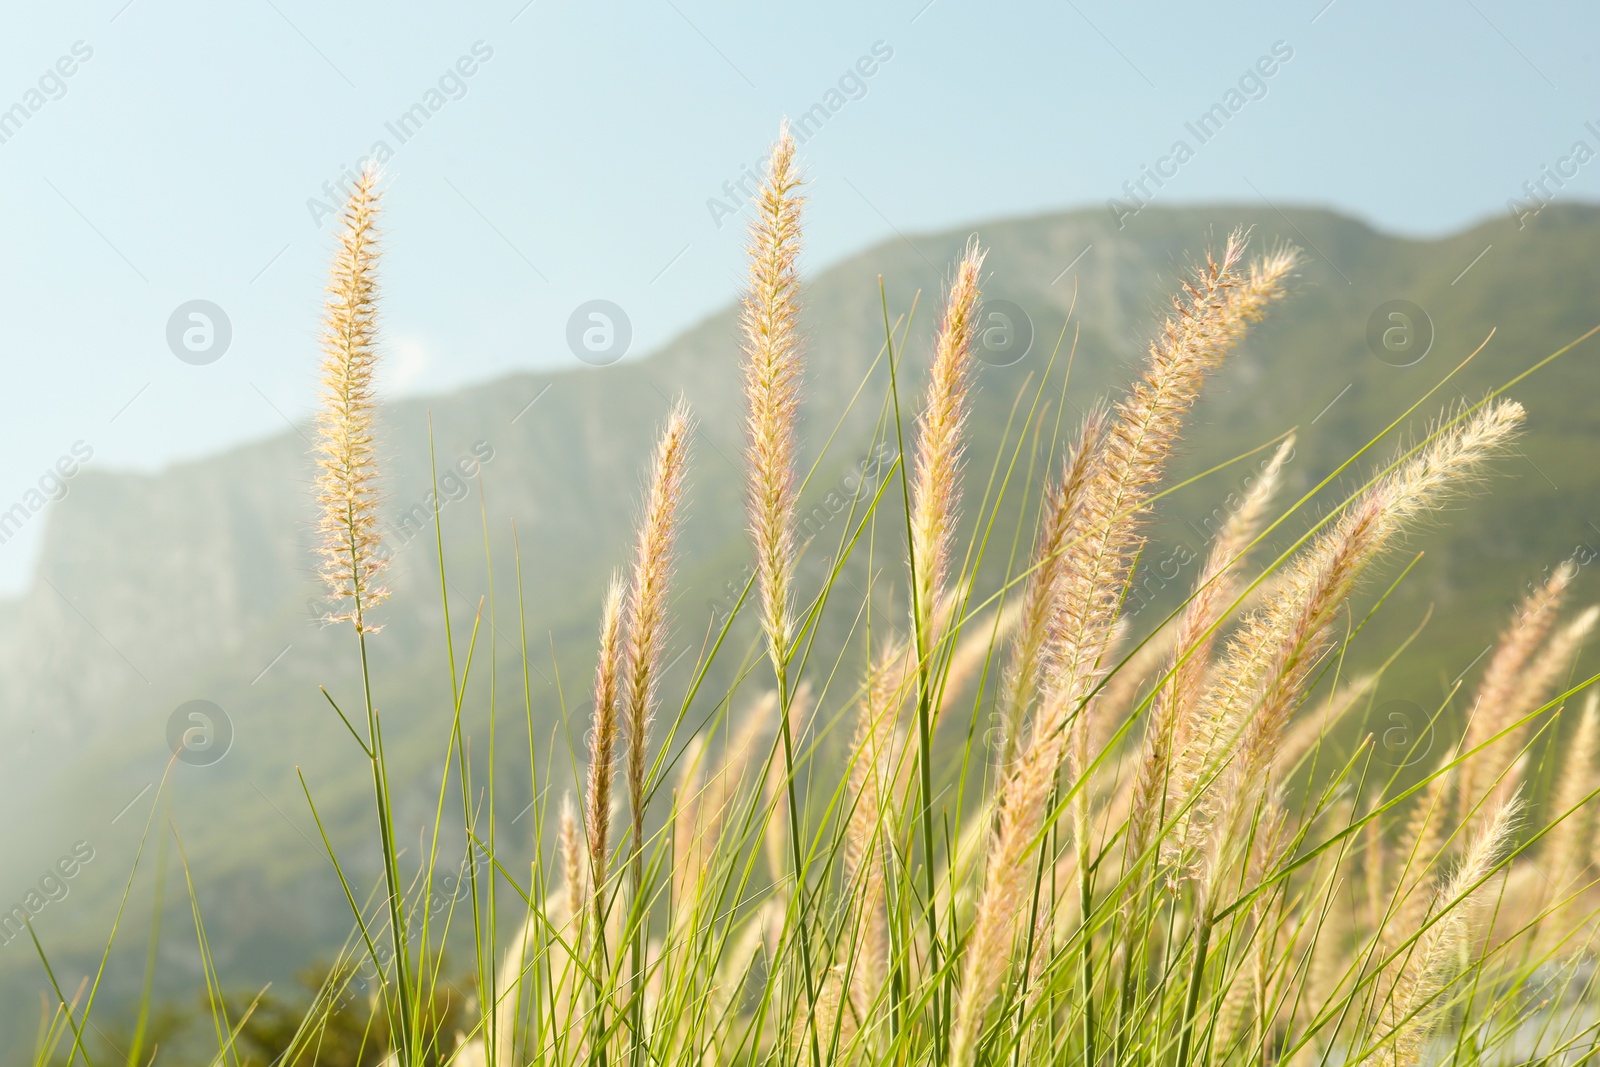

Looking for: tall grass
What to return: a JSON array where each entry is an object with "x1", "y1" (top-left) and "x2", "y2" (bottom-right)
[{"x1": 28, "y1": 135, "x2": 1600, "y2": 1067}]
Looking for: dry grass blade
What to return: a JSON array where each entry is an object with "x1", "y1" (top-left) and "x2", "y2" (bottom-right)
[{"x1": 1478, "y1": 605, "x2": 1599, "y2": 821}]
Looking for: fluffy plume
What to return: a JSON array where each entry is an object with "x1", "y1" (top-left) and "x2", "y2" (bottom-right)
[
  {"x1": 1390, "y1": 756, "x2": 1459, "y2": 935},
  {"x1": 561, "y1": 793, "x2": 590, "y2": 940},
  {"x1": 1455, "y1": 566, "x2": 1573, "y2": 817},
  {"x1": 996, "y1": 406, "x2": 1107, "y2": 773},
  {"x1": 585, "y1": 575, "x2": 625, "y2": 934},
  {"x1": 1478, "y1": 606, "x2": 1599, "y2": 822},
  {"x1": 314, "y1": 165, "x2": 387, "y2": 630},
  {"x1": 1047, "y1": 241, "x2": 1295, "y2": 707},
  {"x1": 951, "y1": 238, "x2": 1298, "y2": 1066},
  {"x1": 909, "y1": 245, "x2": 985, "y2": 652},
  {"x1": 1095, "y1": 580, "x2": 1289, "y2": 846},
  {"x1": 1378, "y1": 797, "x2": 1519, "y2": 1067},
  {"x1": 797, "y1": 963, "x2": 857, "y2": 1056},
  {"x1": 843, "y1": 637, "x2": 913, "y2": 1014},
  {"x1": 938, "y1": 604, "x2": 1022, "y2": 725},
  {"x1": 1128, "y1": 433, "x2": 1294, "y2": 866},
  {"x1": 740, "y1": 124, "x2": 805, "y2": 665},
  {"x1": 1544, "y1": 692, "x2": 1600, "y2": 893},
  {"x1": 671, "y1": 735, "x2": 708, "y2": 919},
  {"x1": 1193, "y1": 401, "x2": 1525, "y2": 884},
  {"x1": 674, "y1": 693, "x2": 774, "y2": 923},
  {"x1": 624, "y1": 403, "x2": 693, "y2": 954},
  {"x1": 1365, "y1": 812, "x2": 1388, "y2": 937}
]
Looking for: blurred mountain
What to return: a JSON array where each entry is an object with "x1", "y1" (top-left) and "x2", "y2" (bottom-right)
[{"x1": 2, "y1": 201, "x2": 1597, "y2": 1052}]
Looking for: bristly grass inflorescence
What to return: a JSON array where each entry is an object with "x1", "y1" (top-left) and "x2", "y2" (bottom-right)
[{"x1": 315, "y1": 164, "x2": 388, "y2": 633}]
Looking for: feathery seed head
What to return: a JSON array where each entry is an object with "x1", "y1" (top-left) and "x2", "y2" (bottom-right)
[
  {"x1": 1455, "y1": 554, "x2": 1571, "y2": 819},
  {"x1": 625, "y1": 402, "x2": 693, "y2": 867},
  {"x1": 1184, "y1": 401, "x2": 1522, "y2": 882},
  {"x1": 910, "y1": 243, "x2": 986, "y2": 647},
  {"x1": 1382, "y1": 795, "x2": 1519, "y2": 1066},
  {"x1": 1545, "y1": 692, "x2": 1600, "y2": 889},
  {"x1": 1476, "y1": 604, "x2": 1600, "y2": 819},
  {"x1": 585, "y1": 574, "x2": 625, "y2": 895},
  {"x1": 675, "y1": 693, "x2": 775, "y2": 923},
  {"x1": 955, "y1": 240, "x2": 1300, "y2": 1065},
  {"x1": 671, "y1": 734, "x2": 708, "y2": 917},
  {"x1": 1377, "y1": 400, "x2": 1525, "y2": 539},
  {"x1": 1044, "y1": 237, "x2": 1290, "y2": 722},
  {"x1": 559, "y1": 793, "x2": 589, "y2": 935},
  {"x1": 741, "y1": 124, "x2": 805, "y2": 664},
  {"x1": 1129, "y1": 433, "x2": 1295, "y2": 862},
  {"x1": 997, "y1": 405, "x2": 1108, "y2": 772},
  {"x1": 314, "y1": 165, "x2": 387, "y2": 630}
]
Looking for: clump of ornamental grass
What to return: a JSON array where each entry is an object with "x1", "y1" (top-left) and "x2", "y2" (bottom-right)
[{"x1": 31, "y1": 129, "x2": 1600, "y2": 1067}]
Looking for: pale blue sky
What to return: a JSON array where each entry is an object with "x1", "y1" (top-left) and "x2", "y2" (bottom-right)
[{"x1": 0, "y1": 0, "x2": 1595, "y2": 590}]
